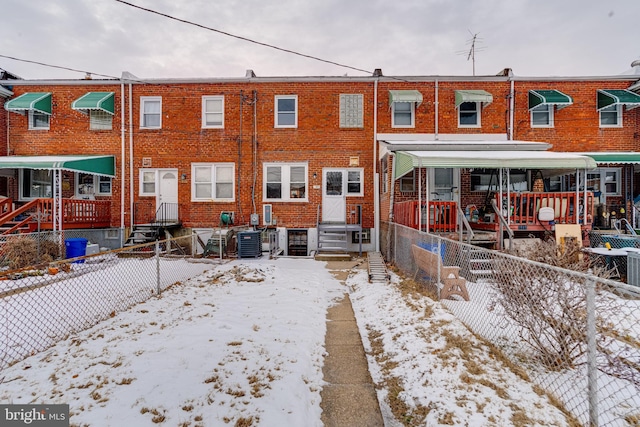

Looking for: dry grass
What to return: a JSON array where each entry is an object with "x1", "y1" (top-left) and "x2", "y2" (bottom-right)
[
  {"x1": 367, "y1": 325, "x2": 430, "y2": 426},
  {"x1": 1, "y1": 236, "x2": 60, "y2": 269}
]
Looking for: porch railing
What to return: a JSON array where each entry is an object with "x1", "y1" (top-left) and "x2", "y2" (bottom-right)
[
  {"x1": 134, "y1": 202, "x2": 180, "y2": 226},
  {"x1": 394, "y1": 201, "x2": 457, "y2": 233},
  {"x1": 0, "y1": 198, "x2": 111, "y2": 234},
  {"x1": 498, "y1": 191, "x2": 594, "y2": 225},
  {"x1": 316, "y1": 203, "x2": 363, "y2": 226}
]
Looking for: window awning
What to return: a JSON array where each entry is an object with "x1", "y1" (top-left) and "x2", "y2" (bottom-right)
[
  {"x1": 455, "y1": 90, "x2": 493, "y2": 108},
  {"x1": 393, "y1": 150, "x2": 596, "y2": 179},
  {"x1": 528, "y1": 90, "x2": 572, "y2": 110},
  {"x1": 4, "y1": 92, "x2": 52, "y2": 115},
  {"x1": 389, "y1": 90, "x2": 423, "y2": 106},
  {"x1": 72, "y1": 92, "x2": 115, "y2": 115},
  {"x1": 0, "y1": 155, "x2": 115, "y2": 177},
  {"x1": 597, "y1": 90, "x2": 640, "y2": 111},
  {"x1": 577, "y1": 152, "x2": 640, "y2": 164}
]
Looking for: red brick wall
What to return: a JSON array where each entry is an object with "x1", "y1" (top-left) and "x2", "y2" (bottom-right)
[
  {"x1": 513, "y1": 80, "x2": 639, "y2": 152},
  {"x1": 5, "y1": 84, "x2": 124, "y2": 225}
]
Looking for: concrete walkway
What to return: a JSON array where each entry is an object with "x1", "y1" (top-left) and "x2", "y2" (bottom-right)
[{"x1": 320, "y1": 261, "x2": 384, "y2": 427}]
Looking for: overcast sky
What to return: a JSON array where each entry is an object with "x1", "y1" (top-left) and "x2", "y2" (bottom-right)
[{"x1": 1, "y1": 0, "x2": 639, "y2": 80}]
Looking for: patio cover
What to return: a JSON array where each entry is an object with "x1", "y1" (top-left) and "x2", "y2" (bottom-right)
[
  {"x1": 0, "y1": 155, "x2": 116, "y2": 177},
  {"x1": 577, "y1": 152, "x2": 640, "y2": 164},
  {"x1": 394, "y1": 150, "x2": 597, "y2": 179}
]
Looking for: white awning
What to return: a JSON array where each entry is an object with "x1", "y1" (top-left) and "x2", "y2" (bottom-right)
[
  {"x1": 381, "y1": 139, "x2": 552, "y2": 152},
  {"x1": 394, "y1": 150, "x2": 596, "y2": 178}
]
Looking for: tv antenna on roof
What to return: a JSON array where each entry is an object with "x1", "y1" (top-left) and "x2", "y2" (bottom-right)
[{"x1": 456, "y1": 30, "x2": 486, "y2": 76}]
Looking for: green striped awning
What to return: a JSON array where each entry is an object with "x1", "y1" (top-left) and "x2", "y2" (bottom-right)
[
  {"x1": 0, "y1": 155, "x2": 115, "y2": 177},
  {"x1": 597, "y1": 89, "x2": 640, "y2": 111},
  {"x1": 528, "y1": 90, "x2": 572, "y2": 110},
  {"x1": 389, "y1": 90, "x2": 423, "y2": 106},
  {"x1": 455, "y1": 90, "x2": 493, "y2": 107},
  {"x1": 578, "y1": 152, "x2": 640, "y2": 164},
  {"x1": 72, "y1": 92, "x2": 115, "y2": 115},
  {"x1": 5, "y1": 92, "x2": 52, "y2": 115}
]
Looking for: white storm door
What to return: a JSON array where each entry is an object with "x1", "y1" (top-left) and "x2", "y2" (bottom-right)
[
  {"x1": 430, "y1": 168, "x2": 459, "y2": 202},
  {"x1": 157, "y1": 169, "x2": 178, "y2": 221},
  {"x1": 322, "y1": 169, "x2": 346, "y2": 222}
]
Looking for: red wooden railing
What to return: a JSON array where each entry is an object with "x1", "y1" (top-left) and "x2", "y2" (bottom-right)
[
  {"x1": 0, "y1": 198, "x2": 111, "y2": 234},
  {"x1": 394, "y1": 201, "x2": 458, "y2": 233},
  {"x1": 498, "y1": 192, "x2": 594, "y2": 225}
]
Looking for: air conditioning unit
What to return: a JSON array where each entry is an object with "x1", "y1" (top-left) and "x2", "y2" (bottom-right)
[
  {"x1": 237, "y1": 231, "x2": 261, "y2": 258},
  {"x1": 263, "y1": 204, "x2": 273, "y2": 226}
]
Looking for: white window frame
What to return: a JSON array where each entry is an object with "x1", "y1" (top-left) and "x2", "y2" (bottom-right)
[
  {"x1": 19, "y1": 169, "x2": 53, "y2": 201},
  {"x1": 458, "y1": 101, "x2": 481, "y2": 128},
  {"x1": 275, "y1": 95, "x2": 298, "y2": 128},
  {"x1": 339, "y1": 94, "x2": 364, "y2": 128},
  {"x1": 583, "y1": 168, "x2": 622, "y2": 196},
  {"x1": 75, "y1": 173, "x2": 112, "y2": 197},
  {"x1": 399, "y1": 170, "x2": 415, "y2": 192},
  {"x1": 346, "y1": 168, "x2": 364, "y2": 196},
  {"x1": 140, "y1": 96, "x2": 162, "y2": 129},
  {"x1": 89, "y1": 110, "x2": 113, "y2": 130},
  {"x1": 191, "y1": 163, "x2": 235, "y2": 201},
  {"x1": 599, "y1": 104, "x2": 622, "y2": 128},
  {"x1": 392, "y1": 101, "x2": 415, "y2": 128},
  {"x1": 28, "y1": 110, "x2": 50, "y2": 130},
  {"x1": 381, "y1": 157, "x2": 389, "y2": 193},
  {"x1": 530, "y1": 104, "x2": 554, "y2": 128},
  {"x1": 202, "y1": 95, "x2": 224, "y2": 129},
  {"x1": 263, "y1": 163, "x2": 308, "y2": 202},
  {"x1": 139, "y1": 169, "x2": 157, "y2": 196}
]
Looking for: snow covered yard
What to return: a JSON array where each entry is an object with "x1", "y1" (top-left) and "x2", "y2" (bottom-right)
[
  {"x1": 1, "y1": 258, "x2": 344, "y2": 426},
  {"x1": 0, "y1": 256, "x2": 586, "y2": 426},
  {"x1": 348, "y1": 269, "x2": 573, "y2": 427}
]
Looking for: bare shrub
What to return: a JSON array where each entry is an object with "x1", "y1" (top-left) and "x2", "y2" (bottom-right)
[
  {"x1": 0, "y1": 235, "x2": 61, "y2": 269},
  {"x1": 491, "y1": 238, "x2": 640, "y2": 389}
]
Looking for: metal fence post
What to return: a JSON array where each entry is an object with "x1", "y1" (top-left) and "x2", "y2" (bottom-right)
[
  {"x1": 436, "y1": 235, "x2": 442, "y2": 300},
  {"x1": 586, "y1": 276, "x2": 598, "y2": 427},
  {"x1": 156, "y1": 240, "x2": 161, "y2": 295},
  {"x1": 393, "y1": 223, "x2": 397, "y2": 265}
]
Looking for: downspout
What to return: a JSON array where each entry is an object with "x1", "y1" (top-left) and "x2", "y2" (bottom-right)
[
  {"x1": 434, "y1": 79, "x2": 439, "y2": 140},
  {"x1": 120, "y1": 80, "x2": 125, "y2": 231},
  {"x1": 374, "y1": 78, "x2": 380, "y2": 251},
  {"x1": 251, "y1": 90, "x2": 257, "y2": 214},
  {"x1": 238, "y1": 91, "x2": 243, "y2": 221},
  {"x1": 129, "y1": 82, "x2": 134, "y2": 230},
  {"x1": 509, "y1": 77, "x2": 515, "y2": 140}
]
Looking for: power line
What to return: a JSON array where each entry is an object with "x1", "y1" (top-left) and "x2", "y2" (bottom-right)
[
  {"x1": 113, "y1": 0, "x2": 374, "y2": 76},
  {"x1": 0, "y1": 54, "x2": 120, "y2": 80}
]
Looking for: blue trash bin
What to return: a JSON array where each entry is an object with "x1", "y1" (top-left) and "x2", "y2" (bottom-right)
[
  {"x1": 417, "y1": 242, "x2": 445, "y2": 261},
  {"x1": 65, "y1": 238, "x2": 88, "y2": 263}
]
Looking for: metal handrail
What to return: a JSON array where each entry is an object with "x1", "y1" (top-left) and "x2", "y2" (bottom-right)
[
  {"x1": 491, "y1": 199, "x2": 514, "y2": 250},
  {"x1": 457, "y1": 205, "x2": 475, "y2": 244}
]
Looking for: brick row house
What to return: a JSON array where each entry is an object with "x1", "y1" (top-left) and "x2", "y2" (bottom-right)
[{"x1": 1, "y1": 65, "x2": 639, "y2": 253}]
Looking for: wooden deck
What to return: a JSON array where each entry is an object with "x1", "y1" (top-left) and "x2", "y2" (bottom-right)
[
  {"x1": 0, "y1": 198, "x2": 111, "y2": 234},
  {"x1": 394, "y1": 191, "x2": 594, "y2": 238}
]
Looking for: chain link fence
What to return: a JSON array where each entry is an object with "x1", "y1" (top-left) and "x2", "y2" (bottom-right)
[
  {"x1": 0, "y1": 232, "x2": 221, "y2": 371},
  {"x1": 381, "y1": 221, "x2": 640, "y2": 427}
]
